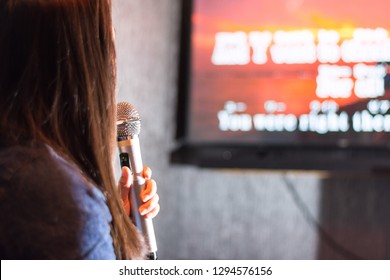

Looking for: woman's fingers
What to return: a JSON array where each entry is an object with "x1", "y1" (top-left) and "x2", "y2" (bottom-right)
[
  {"x1": 118, "y1": 166, "x2": 132, "y2": 215},
  {"x1": 119, "y1": 165, "x2": 159, "y2": 218},
  {"x1": 142, "y1": 166, "x2": 152, "y2": 180},
  {"x1": 119, "y1": 166, "x2": 132, "y2": 192},
  {"x1": 140, "y1": 167, "x2": 160, "y2": 218},
  {"x1": 139, "y1": 193, "x2": 160, "y2": 218},
  {"x1": 143, "y1": 204, "x2": 160, "y2": 219},
  {"x1": 140, "y1": 177, "x2": 157, "y2": 202}
]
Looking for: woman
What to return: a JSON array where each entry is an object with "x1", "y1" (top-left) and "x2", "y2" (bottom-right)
[{"x1": 0, "y1": 0, "x2": 159, "y2": 259}]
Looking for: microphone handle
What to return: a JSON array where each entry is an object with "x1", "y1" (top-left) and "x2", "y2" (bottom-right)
[{"x1": 118, "y1": 136, "x2": 158, "y2": 260}]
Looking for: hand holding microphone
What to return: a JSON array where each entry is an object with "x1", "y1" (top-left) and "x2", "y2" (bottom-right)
[
  {"x1": 118, "y1": 165, "x2": 159, "y2": 219},
  {"x1": 117, "y1": 102, "x2": 159, "y2": 260}
]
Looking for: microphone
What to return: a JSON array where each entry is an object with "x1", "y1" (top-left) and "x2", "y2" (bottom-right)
[{"x1": 116, "y1": 101, "x2": 158, "y2": 260}]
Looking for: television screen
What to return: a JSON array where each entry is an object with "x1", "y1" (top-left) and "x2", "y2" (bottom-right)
[{"x1": 171, "y1": 0, "x2": 390, "y2": 171}]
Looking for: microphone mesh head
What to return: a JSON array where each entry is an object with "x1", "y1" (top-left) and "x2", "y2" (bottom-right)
[{"x1": 117, "y1": 102, "x2": 141, "y2": 137}]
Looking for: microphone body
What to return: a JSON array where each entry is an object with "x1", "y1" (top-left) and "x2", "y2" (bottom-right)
[{"x1": 117, "y1": 102, "x2": 158, "y2": 260}]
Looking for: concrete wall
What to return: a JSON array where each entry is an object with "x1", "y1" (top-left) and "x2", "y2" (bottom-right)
[{"x1": 113, "y1": 0, "x2": 390, "y2": 259}]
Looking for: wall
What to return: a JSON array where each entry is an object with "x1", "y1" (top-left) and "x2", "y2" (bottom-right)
[{"x1": 112, "y1": 0, "x2": 390, "y2": 259}]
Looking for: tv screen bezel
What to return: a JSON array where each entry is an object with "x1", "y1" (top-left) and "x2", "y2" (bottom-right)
[{"x1": 171, "y1": 0, "x2": 390, "y2": 172}]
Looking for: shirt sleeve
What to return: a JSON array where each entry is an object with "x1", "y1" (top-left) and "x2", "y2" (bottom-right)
[{"x1": 75, "y1": 186, "x2": 117, "y2": 260}]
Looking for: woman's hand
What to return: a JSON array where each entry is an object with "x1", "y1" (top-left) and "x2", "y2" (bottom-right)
[{"x1": 119, "y1": 166, "x2": 160, "y2": 218}]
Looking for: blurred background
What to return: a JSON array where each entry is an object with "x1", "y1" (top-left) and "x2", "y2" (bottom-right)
[{"x1": 112, "y1": 0, "x2": 390, "y2": 259}]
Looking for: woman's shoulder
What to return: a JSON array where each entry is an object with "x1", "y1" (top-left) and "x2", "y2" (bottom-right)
[
  {"x1": 0, "y1": 141, "x2": 104, "y2": 208},
  {"x1": 0, "y1": 142, "x2": 116, "y2": 259}
]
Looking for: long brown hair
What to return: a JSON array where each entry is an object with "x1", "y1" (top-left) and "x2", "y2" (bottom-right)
[{"x1": 0, "y1": 0, "x2": 146, "y2": 259}]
